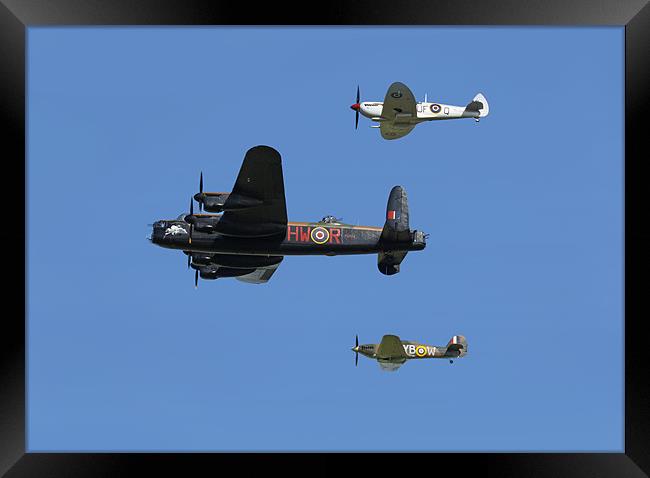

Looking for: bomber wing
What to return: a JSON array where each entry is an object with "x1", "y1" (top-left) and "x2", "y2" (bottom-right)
[
  {"x1": 236, "y1": 259, "x2": 283, "y2": 284},
  {"x1": 215, "y1": 146, "x2": 288, "y2": 237},
  {"x1": 376, "y1": 334, "x2": 408, "y2": 359}
]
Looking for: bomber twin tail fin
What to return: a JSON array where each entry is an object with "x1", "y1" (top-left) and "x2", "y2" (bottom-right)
[
  {"x1": 380, "y1": 185, "x2": 410, "y2": 243},
  {"x1": 378, "y1": 186, "x2": 411, "y2": 275}
]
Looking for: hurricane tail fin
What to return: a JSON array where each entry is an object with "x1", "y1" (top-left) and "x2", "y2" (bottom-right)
[{"x1": 445, "y1": 335, "x2": 468, "y2": 357}]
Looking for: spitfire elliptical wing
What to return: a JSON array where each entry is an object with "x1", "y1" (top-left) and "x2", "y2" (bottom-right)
[
  {"x1": 378, "y1": 82, "x2": 416, "y2": 140},
  {"x1": 382, "y1": 82, "x2": 417, "y2": 119},
  {"x1": 215, "y1": 146, "x2": 288, "y2": 237},
  {"x1": 380, "y1": 122, "x2": 415, "y2": 140}
]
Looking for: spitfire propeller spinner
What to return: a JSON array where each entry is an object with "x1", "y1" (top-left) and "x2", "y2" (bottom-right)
[{"x1": 350, "y1": 85, "x2": 361, "y2": 130}]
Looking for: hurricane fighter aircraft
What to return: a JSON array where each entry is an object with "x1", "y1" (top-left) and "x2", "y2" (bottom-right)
[
  {"x1": 352, "y1": 334, "x2": 468, "y2": 371},
  {"x1": 149, "y1": 145, "x2": 427, "y2": 285},
  {"x1": 350, "y1": 82, "x2": 489, "y2": 140}
]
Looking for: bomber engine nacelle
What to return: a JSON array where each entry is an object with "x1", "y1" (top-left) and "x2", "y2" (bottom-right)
[
  {"x1": 194, "y1": 192, "x2": 265, "y2": 213},
  {"x1": 194, "y1": 192, "x2": 230, "y2": 212},
  {"x1": 187, "y1": 253, "x2": 213, "y2": 267},
  {"x1": 190, "y1": 254, "x2": 283, "y2": 269},
  {"x1": 198, "y1": 266, "x2": 256, "y2": 280},
  {"x1": 182, "y1": 214, "x2": 221, "y2": 233}
]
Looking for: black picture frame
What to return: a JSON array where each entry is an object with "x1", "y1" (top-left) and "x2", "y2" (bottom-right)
[{"x1": 3, "y1": 0, "x2": 647, "y2": 475}]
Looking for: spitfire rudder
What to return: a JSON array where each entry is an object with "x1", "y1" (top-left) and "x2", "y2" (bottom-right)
[{"x1": 465, "y1": 93, "x2": 489, "y2": 118}]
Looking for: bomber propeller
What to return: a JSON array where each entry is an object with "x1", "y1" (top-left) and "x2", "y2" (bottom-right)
[
  {"x1": 188, "y1": 197, "x2": 195, "y2": 244},
  {"x1": 354, "y1": 334, "x2": 359, "y2": 367},
  {"x1": 198, "y1": 172, "x2": 204, "y2": 212}
]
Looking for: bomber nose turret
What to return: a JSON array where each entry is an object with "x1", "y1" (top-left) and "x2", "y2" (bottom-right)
[{"x1": 150, "y1": 220, "x2": 166, "y2": 244}]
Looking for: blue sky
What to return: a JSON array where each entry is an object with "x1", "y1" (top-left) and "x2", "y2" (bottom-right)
[{"x1": 27, "y1": 27, "x2": 623, "y2": 451}]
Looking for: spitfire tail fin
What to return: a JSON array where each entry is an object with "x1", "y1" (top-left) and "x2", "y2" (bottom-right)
[
  {"x1": 445, "y1": 335, "x2": 468, "y2": 357},
  {"x1": 466, "y1": 93, "x2": 489, "y2": 117}
]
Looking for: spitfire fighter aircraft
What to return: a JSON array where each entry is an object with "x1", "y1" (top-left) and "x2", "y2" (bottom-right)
[
  {"x1": 149, "y1": 145, "x2": 427, "y2": 285},
  {"x1": 352, "y1": 334, "x2": 468, "y2": 371},
  {"x1": 350, "y1": 82, "x2": 489, "y2": 140}
]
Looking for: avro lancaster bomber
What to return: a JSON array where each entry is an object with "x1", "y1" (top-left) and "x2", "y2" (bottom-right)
[{"x1": 149, "y1": 146, "x2": 427, "y2": 285}]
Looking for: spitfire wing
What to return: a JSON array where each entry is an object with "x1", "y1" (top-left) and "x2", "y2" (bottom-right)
[
  {"x1": 382, "y1": 82, "x2": 417, "y2": 120},
  {"x1": 216, "y1": 146, "x2": 288, "y2": 237},
  {"x1": 380, "y1": 122, "x2": 416, "y2": 140},
  {"x1": 379, "y1": 82, "x2": 417, "y2": 140},
  {"x1": 236, "y1": 260, "x2": 283, "y2": 284},
  {"x1": 376, "y1": 334, "x2": 408, "y2": 359}
]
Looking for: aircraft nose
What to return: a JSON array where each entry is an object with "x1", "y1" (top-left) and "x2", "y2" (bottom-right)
[
  {"x1": 150, "y1": 221, "x2": 165, "y2": 244},
  {"x1": 351, "y1": 346, "x2": 359, "y2": 352},
  {"x1": 350, "y1": 103, "x2": 360, "y2": 111}
]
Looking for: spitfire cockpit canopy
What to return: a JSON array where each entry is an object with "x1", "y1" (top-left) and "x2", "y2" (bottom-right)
[{"x1": 320, "y1": 215, "x2": 342, "y2": 224}]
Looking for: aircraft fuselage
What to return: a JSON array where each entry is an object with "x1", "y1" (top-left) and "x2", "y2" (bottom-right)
[
  {"x1": 356, "y1": 342, "x2": 453, "y2": 360},
  {"x1": 359, "y1": 101, "x2": 479, "y2": 123},
  {"x1": 151, "y1": 218, "x2": 426, "y2": 256}
]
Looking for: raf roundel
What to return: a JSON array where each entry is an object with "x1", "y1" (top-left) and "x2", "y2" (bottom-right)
[
  {"x1": 391, "y1": 91, "x2": 403, "y2": 98},
  {"x1": 430, "y1": 103, "x2": 441, "y2": 113},
  {"x1": 310, "y1": 226, "x2": 330, "y2": 244},
  {"x1": 415, "y1": 345, "x2": 427, "y2": 357}
]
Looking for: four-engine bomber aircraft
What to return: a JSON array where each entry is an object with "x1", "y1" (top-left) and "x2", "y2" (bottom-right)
[
  {"x1": 350, "y1": 82, "x2": 489, "y2": 140},
  {"x1": 353, "y1": 334, "x2": 468, "y2": 371},
  {"x1": 150, "y1": 145, "x2": 427, "y2": 285}
]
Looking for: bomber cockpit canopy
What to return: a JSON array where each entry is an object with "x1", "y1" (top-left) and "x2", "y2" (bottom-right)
[{"x1": 320, "y1": 215, "x2": 342, "y2": 224}]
